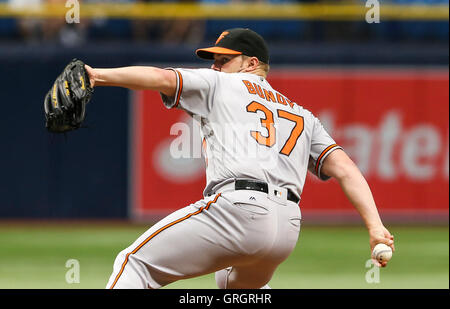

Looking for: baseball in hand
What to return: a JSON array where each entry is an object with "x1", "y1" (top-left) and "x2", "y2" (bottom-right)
[{"x1": 372, "y1": 243, "x2": 393, "y2": 263}]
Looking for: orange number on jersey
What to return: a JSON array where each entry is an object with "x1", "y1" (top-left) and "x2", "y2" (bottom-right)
[
  {"x1": 246, "y1": 101, "x2": 304, "y2": 156},
  {"x1": 277, "y1": 110, "x2": 304, "y2": 156},
  {"x1": 246, "y1": 101, "x2": 276, "y2": 147}
]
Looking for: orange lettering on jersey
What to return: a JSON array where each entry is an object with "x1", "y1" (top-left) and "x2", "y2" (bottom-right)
[
  {"x1": 278, "y1": 110, "x2": 304, "y2": 156},
  {"x1": 242, "y1": 80, "x2": 256, "y2": 94},
  {"x1": 246, "y1": 101, "x2": 276, "y2": 148},
  {"x1": 276, "y1": 93, "x2": 287, "y2": 106},
  {"x1": 285, "y1": 97, "x2": 294, "y2": 108},
  {"x1": 253, "y1": 83, "x2": 265, "y2": 99},
  {"x1": 264, "y1": 89, "x2": 276, "y2": 103}
]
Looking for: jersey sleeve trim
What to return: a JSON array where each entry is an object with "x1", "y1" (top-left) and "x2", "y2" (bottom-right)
[
  {"x1": 160, "y1": 68, "x2": 183, "y2": 109},
  {"x1": 173, "y1": 69, "x2": 183, "y2": 108},
  {"x1": 315, "y1": 144, "x2": 342, "y2": 179}
]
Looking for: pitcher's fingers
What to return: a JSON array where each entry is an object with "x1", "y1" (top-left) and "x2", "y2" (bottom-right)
[
  {"x1": 371, "y1": 258, "x2": 382, "y2": 268},
  {"x1": 84, "y1": 65, "x2": 95, "y2": 88}
]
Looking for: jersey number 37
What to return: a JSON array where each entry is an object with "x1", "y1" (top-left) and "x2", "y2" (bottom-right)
[{"x1": 246, "y1": 101, "x2": 304, "y2": 156}]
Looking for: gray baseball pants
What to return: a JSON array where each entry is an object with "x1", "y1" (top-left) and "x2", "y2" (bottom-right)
[{"x1": 106, "y1": 186, "x2": 301, "y2": 289}]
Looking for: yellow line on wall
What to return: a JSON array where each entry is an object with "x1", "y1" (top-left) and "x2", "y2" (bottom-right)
[{"x1": 0, "y1": 3, "x2": 448, "y2": 21}]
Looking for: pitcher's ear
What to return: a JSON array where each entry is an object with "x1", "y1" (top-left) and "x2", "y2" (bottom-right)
[{"x1": 249, "y1": 57, "x2": 260, "y2": 69}]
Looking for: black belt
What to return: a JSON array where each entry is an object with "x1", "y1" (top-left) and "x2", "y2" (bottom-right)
[{"x1": 234, "y1": 179, "x2": 300, "y2": 204}]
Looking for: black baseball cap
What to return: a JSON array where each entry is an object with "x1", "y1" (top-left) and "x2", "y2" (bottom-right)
[{"x1": 196, "y1": 28, "x2": 270, "y2": 64}]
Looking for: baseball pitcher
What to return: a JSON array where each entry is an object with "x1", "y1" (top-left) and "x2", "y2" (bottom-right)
[{"x1": 81, "y1": 28, "x2": 394, "y2": 289}]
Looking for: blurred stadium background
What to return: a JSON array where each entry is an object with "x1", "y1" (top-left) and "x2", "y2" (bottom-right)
[{"x1": 0, "y1": 0, "x2": 448, "y2": 289}]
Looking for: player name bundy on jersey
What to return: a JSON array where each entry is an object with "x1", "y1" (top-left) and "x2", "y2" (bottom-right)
[{"x1": 242, "y1": 79, "x2": 297, "y2": 108}]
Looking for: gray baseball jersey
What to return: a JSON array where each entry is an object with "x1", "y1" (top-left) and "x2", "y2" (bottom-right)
[
  {"x1": 106, "y1": 68, "x2": 342, "y2": 289},
  {"x1": 163, "y1": 68, "x2": 341, "y2": 199}
]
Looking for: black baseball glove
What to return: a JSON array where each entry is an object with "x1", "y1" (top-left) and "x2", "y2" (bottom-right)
[{"x1": 44, "y1": 59, "x2": 93, "y2": 133}]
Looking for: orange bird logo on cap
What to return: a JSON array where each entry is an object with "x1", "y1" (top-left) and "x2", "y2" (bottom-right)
[{"x1": 215, "y1": 31, "x2": 229, "y2": 45}]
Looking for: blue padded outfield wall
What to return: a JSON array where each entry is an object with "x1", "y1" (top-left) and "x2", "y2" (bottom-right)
[{"x1": 0, "y1": 44, "x2": 205, "y2": 218}]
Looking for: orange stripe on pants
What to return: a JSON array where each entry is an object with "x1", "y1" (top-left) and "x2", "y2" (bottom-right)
[{"x1": 109, "y1": 193, "x2": 221, "y2": 289}]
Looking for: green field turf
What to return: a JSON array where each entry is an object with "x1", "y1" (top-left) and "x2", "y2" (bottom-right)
[{"x1": 0, "y1": 223, "x2": 447, "y2": 289}]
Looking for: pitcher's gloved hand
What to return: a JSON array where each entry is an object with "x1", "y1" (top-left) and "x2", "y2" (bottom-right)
[{"x1": 44, "y1": 59, "x2": 94, "y2": 133}]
